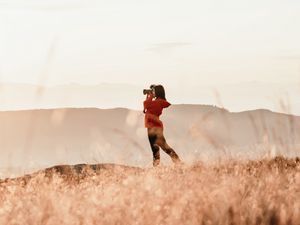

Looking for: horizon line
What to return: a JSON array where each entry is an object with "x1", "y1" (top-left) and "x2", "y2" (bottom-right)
[{"x1": 0, "y1": 105, "x2": 297, "y2": 117}]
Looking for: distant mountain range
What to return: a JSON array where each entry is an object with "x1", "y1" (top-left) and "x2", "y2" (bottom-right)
[
  {"x1": 0, "y1": 105, "x2": 299, "y2": 177},
  {"x1": 0, "y1": 82, "x2": 299, "y2": 114}
]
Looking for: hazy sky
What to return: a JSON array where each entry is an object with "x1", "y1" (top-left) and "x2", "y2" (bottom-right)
[{"x1": 0, "y1": 0, "x2": 299, "y2": 88}]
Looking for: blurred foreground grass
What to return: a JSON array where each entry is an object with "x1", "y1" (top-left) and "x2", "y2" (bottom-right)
[{"x1": 0, "y1": 156, "x2": 300, "y2": 225}]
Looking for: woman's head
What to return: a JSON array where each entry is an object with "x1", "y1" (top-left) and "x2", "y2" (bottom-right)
[{"x1": 153, "y1": 85, "x2": 166, "y2": 100}]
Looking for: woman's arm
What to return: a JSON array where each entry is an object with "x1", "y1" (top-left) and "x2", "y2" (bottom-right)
[
  {"x1": 162, "y1": 100, "x2": 171, "y2": 108},
  {"x1": 143, "y1": 93, "x2": 154, "y2": 113}
]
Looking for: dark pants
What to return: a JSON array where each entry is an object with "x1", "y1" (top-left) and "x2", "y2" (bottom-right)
[{"x1": 147, "y1": 128, "x2": 181, "y2": 167}]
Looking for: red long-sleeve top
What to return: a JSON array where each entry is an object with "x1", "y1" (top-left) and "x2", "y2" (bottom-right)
[{"x1": 143, "y1": 93, "x2": 171, "y2": 129}]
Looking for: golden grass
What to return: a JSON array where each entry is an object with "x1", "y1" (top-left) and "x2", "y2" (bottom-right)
[{"x1": 0, "y1": 156, "x2": 299, "y2": 225}]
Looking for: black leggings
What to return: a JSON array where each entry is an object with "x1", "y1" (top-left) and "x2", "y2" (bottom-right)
[{"x1": 148, "y1": 130, "x2": 180, "y2": 167}]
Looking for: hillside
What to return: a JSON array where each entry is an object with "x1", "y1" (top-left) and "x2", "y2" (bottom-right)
[
  {"x1": 0, "y1": 157, "x2": 300, "y2": 225},
  {"x1": 0, "y1": 105, "x2": 299, "y2": 176}
]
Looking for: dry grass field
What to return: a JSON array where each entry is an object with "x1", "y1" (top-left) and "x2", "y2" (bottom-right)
[{"x1": 0, "y1": 156, "x2": 300, "y2": 225}]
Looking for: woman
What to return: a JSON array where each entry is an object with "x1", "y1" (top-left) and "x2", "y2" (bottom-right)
[{"x1": 143, "y1": 85, "x2": 181, "y2": 167}]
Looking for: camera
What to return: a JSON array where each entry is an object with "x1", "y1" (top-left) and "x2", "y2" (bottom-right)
[
  {"x1": 143, "y1": 85, "x2": 156, "y2": 95},
  {"x1": 143, "y1": 89, "x2": 152, "y2": 95}
]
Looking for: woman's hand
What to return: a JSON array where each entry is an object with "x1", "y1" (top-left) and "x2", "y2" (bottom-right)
[{"x1": 146, "y1": 93, "x2": 154, "y2": 99}]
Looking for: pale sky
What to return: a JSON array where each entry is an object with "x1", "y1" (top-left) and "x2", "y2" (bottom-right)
[{"x1": 0, "y1": 0, "x2": 299, "y2": 88}]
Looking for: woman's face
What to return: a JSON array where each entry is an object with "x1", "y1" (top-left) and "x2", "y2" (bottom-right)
[{"x1": 152, "y1": 88, "x2": 156, "y2": 97}]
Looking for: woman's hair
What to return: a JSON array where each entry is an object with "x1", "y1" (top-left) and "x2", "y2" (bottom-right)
[{"x1": 154, "y1": 85, "x2": 166, "y2": 100}]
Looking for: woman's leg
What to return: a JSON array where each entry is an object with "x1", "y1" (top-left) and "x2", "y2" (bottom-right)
[
  {"x1": 148, "y1": 129, "x2": 160, "y2": 167},
  {"x1": 155, "y1": 131, "x2": 181, "y2": 164}
]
